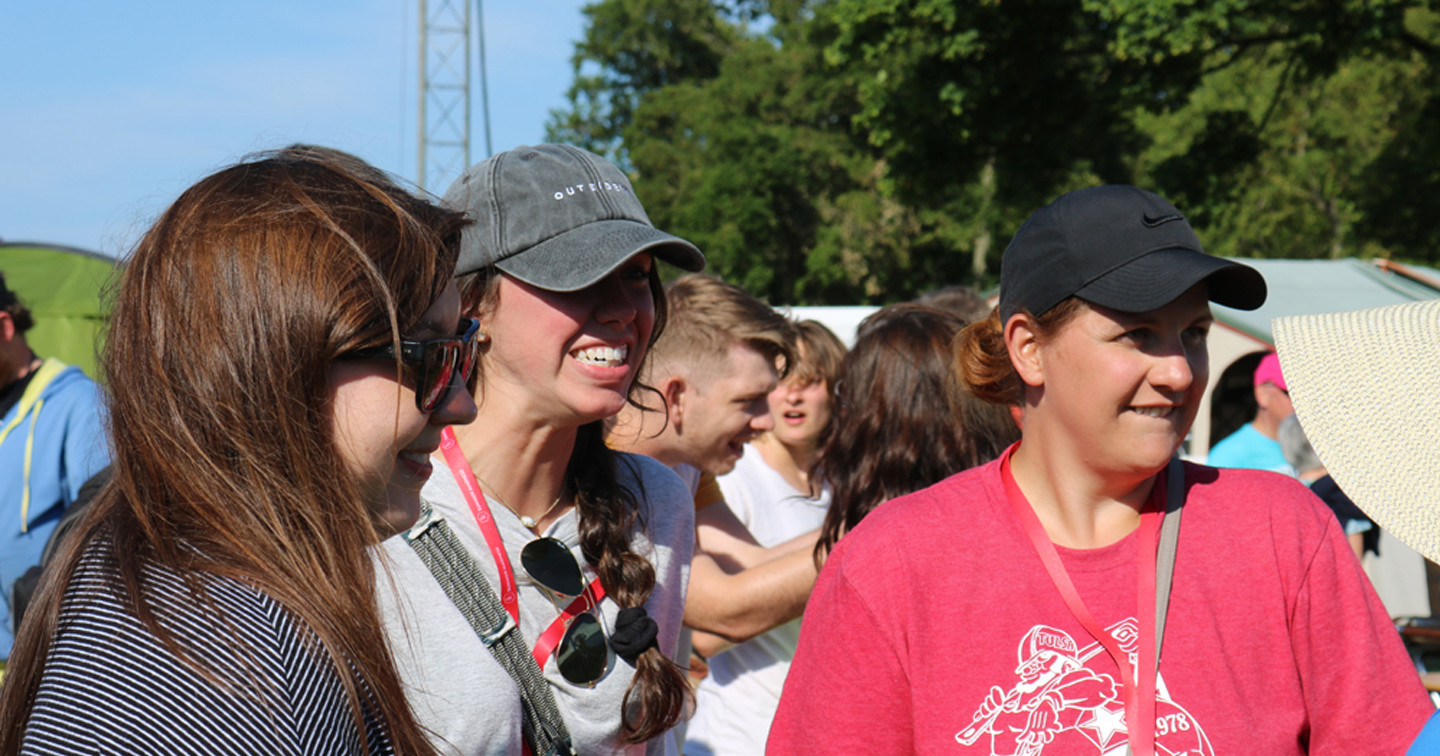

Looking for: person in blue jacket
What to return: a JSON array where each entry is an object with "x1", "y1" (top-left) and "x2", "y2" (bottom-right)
[{"x1": 0, "y1": 271, "x2": 108, "y2": 660}]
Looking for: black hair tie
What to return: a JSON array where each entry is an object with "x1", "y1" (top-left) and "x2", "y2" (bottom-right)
[{"x1": 609, "y1": 606, "x2": 659, "y2": 666}]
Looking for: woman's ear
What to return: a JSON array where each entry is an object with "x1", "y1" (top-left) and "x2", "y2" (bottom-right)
[
  {"x1": 462, "y1": 275, "x2": 499, "y2": 334},
  {"x1": 1005, "y1": 314, "x2": 1045, "y2": 388}
]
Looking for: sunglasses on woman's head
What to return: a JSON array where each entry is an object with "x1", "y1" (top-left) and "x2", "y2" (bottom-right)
[
  {"x1": 521, "y1": 537, "x2": 609, "y2": 685},
  {"x1": 341, "y1": 317, "x2": 480, "y2": 412}
]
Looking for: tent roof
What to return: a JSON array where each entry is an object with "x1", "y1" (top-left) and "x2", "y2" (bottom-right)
[
  {"x1": 781, "y1": 305, "x2": 881, "y2": 347},
  {"x1": 1213, "y1": 258, "x2": 1440, "y2": 343},
  {"x1": 1, "y1": 242, "x2": 116, "y2": 317},
  {"x1": 1, "y1": 242, "x2": 119, "y2": 378}
]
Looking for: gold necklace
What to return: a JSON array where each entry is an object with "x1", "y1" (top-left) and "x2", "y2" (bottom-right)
[
  {"x1": 476, "y1": 475, "x2": 565, "y2": 530},
  {"x1": 512, "y1": 495, "x2": 564, "y2": 530}
]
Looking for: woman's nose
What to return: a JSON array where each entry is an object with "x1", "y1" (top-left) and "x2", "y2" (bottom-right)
[
  {"x1": 433, "y1": 377, "x2": 479, "y2": 427},
  {"x1": 592, "y1": 276, "x2": 640, "y2": 326},
  {"x1": 1151, "y1": 348, "x2": 1196, "y2": 393}
]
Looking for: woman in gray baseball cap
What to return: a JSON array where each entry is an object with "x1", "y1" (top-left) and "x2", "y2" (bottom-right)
[
  {"x1": 377, "y1": 144, "x2": 704, "y2": 755},
  {"x1": 769, "y1": 186, "x2": 1431, "y2": 755}
]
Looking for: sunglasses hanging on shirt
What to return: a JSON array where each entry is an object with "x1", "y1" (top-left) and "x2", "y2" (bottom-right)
[{"x1": 521, "y1": 537, "x2": 610, "y2": 685}]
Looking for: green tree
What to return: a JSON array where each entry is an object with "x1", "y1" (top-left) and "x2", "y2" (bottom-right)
[
  {"x1": 1137, "y1": 49, "x2": 1430, "y2": 260},
  {"x1": 624, "y1": 25, "x2": 876, "y2": 303},
  {"x1": 814, "y1": 0, "x2": 1438, "y2": 277},
  {"x1": 1354, "y1": 9, "x2": 1440, "y2": 261},
  {"x1": 1131, "y1": 7, "x2": 1440, "y2": 261},
  {"x1": 550, "y1": 0, "x2": 1440, "y2": 302},
  {"x1": 547, "y1": 0, "x2": 745, "y2": 163}
]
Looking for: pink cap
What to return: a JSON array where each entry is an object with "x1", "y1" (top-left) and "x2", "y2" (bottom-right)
[{"x1": 1254, "y1": 352, "x2": 1287, "y2": 391}]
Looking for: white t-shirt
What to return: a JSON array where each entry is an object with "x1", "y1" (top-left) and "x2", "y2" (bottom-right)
[
  {"x1": 684, "y1": 448, "x2": 828, "y2": 756},
  {"x1": 377, "y1": 452, "x2": 693, "y2": 756}
]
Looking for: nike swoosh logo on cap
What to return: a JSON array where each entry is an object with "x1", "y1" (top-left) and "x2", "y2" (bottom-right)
[{"x1": 1142, "y1": 213, "x2": 1184, "y2": 227}]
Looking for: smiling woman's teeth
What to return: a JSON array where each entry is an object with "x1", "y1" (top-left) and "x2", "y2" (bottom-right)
[
  {"x1": 1134, "y1": 407, "x2": 1169, "y2": 418},
  {"x1": 573, "y1": 345, "x2": 628, "y2": 368}
]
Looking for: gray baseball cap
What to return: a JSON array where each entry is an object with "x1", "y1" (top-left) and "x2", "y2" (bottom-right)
[{"x1": 442, "y1": 144, "x2": 706, "y2": 291}]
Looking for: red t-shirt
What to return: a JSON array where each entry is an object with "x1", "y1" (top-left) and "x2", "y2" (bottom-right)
[{"x1": 768, "y1": 458, "x2": 1432, "y2": 755}]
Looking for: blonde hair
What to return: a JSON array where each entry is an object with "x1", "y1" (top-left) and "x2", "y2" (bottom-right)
[{"x1": 650, "y1": 274, "x2": 795, "y2": 380}]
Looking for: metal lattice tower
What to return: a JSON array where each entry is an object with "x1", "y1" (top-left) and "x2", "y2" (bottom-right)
[{"x1": 418, "y1": 0, "x2": 470, "y2": 194}]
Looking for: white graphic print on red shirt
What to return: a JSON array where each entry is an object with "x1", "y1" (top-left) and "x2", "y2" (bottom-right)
[{"x1": 957, "y1": 620, "x2": 1213, "y2": 756}]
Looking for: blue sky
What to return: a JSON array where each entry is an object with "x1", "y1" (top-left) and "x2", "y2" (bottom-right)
[{"x1": 1, "y1": 0, "x2": 590, "y2": 257}]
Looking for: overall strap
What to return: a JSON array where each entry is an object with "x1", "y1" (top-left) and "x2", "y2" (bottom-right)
[{"x1": 403, "y1": 503, "x2": 576, "y2": 756}]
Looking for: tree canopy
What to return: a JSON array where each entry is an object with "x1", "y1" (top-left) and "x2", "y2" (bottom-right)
[{"x1": 548, "y1": 0, "x2": 1440, "y2": 304}]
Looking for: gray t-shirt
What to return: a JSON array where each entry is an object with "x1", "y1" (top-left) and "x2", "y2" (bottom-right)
[{"x1": 376, "y1": 451, "x2": 694, "y2": 756}]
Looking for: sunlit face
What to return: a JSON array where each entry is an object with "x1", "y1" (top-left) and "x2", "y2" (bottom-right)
[
  {"x1": 766, "y1": 370, "x2": 832, "y2": 454},
  {"x1": 678, "y1": 342, "x2": 779, "y2": 475},
  {"x1": 479, "y1": 254, "x2": 656, "y2": 426},
  {"x1": 329, "y1": 281, "x2": 478, "y2": 535},
  {"x1": 1026, "y1": 285, "x2": 1212, "y2": 480}
]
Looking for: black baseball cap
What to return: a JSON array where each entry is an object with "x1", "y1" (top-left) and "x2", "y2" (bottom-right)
[
  {"x1": 442, "y1": 144, "x2": 705, "y2": 291},
  {"x1": 998, "y1": 185, "x2": 1266, "y2": 321}
]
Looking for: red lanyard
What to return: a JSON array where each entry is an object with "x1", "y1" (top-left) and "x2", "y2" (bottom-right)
[
  {"x1": 440, "y1": 426, "x2": 605, "y2": 672},
  {"x1": 1001, "y1": 446, "x2": 1161, "y2": 756}
]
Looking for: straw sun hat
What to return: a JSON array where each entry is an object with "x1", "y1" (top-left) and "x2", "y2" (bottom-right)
[{"x1": 1272, "y1": 299, "x2": 1440, "y2": 563}]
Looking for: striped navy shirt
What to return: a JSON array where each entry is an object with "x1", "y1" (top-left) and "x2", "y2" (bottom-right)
[{"x1": 19, "y1": 540, "x2": 393, "y2": 755}]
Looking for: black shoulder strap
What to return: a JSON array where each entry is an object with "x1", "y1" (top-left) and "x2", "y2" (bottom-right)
[{"x1": 402, "y1": 503, "x2": 576, "y2": 756}]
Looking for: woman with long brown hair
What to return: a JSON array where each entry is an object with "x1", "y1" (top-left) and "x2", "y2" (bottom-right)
[
  {"x1": 378, "y1": 144, "x2": 703, "y2": 755},
  {"x1": 813, "y1": 303, "x2": 1018, "y2": 560},
  {"x1": 0, "y1": 145, "x2": 478, "y2": 755},
  {"x1": 770, "y1": 186, "x2": 1430, "y2": 754}
]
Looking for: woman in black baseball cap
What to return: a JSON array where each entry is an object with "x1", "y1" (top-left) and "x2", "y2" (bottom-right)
[{"x1": 769, "y1": 186, "x2": 1431, "y2": 755}]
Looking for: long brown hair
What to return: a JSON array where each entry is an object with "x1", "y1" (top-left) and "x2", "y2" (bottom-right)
[
  {"x1": 458, "y1": 267, "x2": 690, "y2": 743},
  {"x1": 815, "y1": 304, "x2": 1019, "y2": 560},
  {"x1": 0, "y1": 145, "x2": 466, "y2": 755}
]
